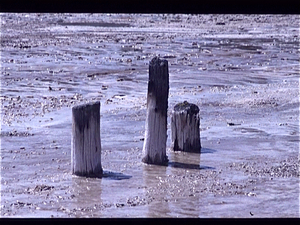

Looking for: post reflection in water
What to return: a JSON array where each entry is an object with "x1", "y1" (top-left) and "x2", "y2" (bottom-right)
[
  {"x1": 71, "y1": 176, "x2": 102, "y2": 216},
  {"x1": 167, "y1": 151, "x2": 203, "y2": 217},
  {"x1": 141, "y1": 150, "x2": 204, "y2": 217},
  {"x1": 168, "y1": 150, "x2": 202, "y2": 171},
  {"x1": 142, "y1": 163, "x2": 171, "y2": 217}
]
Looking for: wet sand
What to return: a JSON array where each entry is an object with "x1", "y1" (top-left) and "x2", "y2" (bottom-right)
[{"x1": 0, "y1": 14, "x2": 299, "y2": 217}]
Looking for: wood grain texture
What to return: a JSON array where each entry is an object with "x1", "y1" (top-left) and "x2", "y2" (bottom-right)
[
  {"x1": 142, "y1": 57, "x2": 169, "y2": 165},
  {"x1": 171, "y1": 101, "x2": 201, "y2": 153},
  {"x1": 71, "y1": 101, "x2": 103, "y2": 177}
]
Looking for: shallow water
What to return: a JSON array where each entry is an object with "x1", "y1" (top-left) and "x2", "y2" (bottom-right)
[{"x1": 0, "y1": 14, "x2": 299, "y2": 217}]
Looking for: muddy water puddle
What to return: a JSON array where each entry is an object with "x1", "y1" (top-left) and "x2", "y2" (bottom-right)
[{"x1": 1, "y1": 14, "x2": 299, "y2": 217}]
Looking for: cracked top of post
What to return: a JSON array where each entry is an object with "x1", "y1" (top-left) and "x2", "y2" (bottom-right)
[
  {"x1": 72, "y1": 101, "x2": 100, "y2": 110},
  {"x1": 150, "y1": 56, "x2": 168, "y2": 67},
  {"x1": 174, "y1": 101, "x2": 199, "y2": 115}
]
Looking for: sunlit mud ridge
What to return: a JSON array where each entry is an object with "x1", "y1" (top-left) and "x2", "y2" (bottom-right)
[{"x1": 1, "y1": 14, "x2": 299, "y2": 218}]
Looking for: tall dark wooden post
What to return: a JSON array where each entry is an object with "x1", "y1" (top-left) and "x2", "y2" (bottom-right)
[
  {"x1": 142, "y1": 57, "x2": 169, "y2": 165},
  {"x1": 71, "y1": 101, "x2": 103, "y2": 177},
  {"x1": 171, "y1": 101, "x2": 201, "y2": 153}
]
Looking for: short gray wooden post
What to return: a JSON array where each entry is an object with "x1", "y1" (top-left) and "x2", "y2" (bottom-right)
[
  {"x1": 71, "y1": 101, "x2": 103, "y2": 177},
  {"x1": 171, "y1": 101, "x2": 201, "y2": 153},
  {"x1": 142, "y1": 57, "x2": 169, "y2": 165}
]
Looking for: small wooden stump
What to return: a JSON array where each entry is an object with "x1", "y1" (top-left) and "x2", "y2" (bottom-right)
[
  {"x1": 171, "y1": 101, "x2": 201, "y2": 153},
  {"x1": 142, "y1": 57, "x2": 169, "y2": 165},
  {"x1": 71, "y1": 101, "x2": 103, "y2": 177}
]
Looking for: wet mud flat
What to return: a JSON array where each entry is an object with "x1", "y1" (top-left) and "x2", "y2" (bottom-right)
[{"x1": 0, "y1": 14, "x2": 299, "y2": 217}]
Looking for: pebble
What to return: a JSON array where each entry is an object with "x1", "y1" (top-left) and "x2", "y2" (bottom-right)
[{"x1": 247, "y1": 192, "x2": 256, "y2": 197}]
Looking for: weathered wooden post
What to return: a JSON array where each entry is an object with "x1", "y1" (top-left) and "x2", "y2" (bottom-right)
[
  {"x1": 171, "y1": 101, "x2": 201, "y2": 153},
  {"x1": 71, "y1": 101, "x2": 103, "y2": 177},
  {"x1": 142, "y1": 57, "x2": 169, "y2": 165}
]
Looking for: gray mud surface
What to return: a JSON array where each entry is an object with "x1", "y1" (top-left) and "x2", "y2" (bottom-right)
[{"x1": 0, "y1": 14, "x2": 299, "y2": 217}]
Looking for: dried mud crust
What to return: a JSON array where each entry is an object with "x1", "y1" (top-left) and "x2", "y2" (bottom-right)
[
  {"x1": 145, "y1": 156, "x2": 299, "y2": 200},
  {"x1": 144, "y1": 171, "x2": 251, "y2": 200},
  {"x1": 62, "y1": 156, "x2": 300, "y2": 215},
  {"x1": 1, "y1": 14, "x2": 299, "y2": 126},
  {"x1": 228, "y1": 156, "x2": 300, "y2": 178},
  {"x1": 0, "y1": 94, "x2": 90, "y2": 125}
]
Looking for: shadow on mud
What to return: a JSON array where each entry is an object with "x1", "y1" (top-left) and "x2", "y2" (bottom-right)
[
  {"x1": 168, "y1": 161, "x2": 215, "y2": 170},
  {"x1": 57, "y1": 22, "x2": 131, "y2": 28},
  {"x1": 166, "y1": 147, "x2": 217, "y2": 170},
  {"x1": 102, "y1": 171, "x2": 132, "y2": 180},
  {"x1": 201, "y1": 148, "x2": 217, "y2": 154}
]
